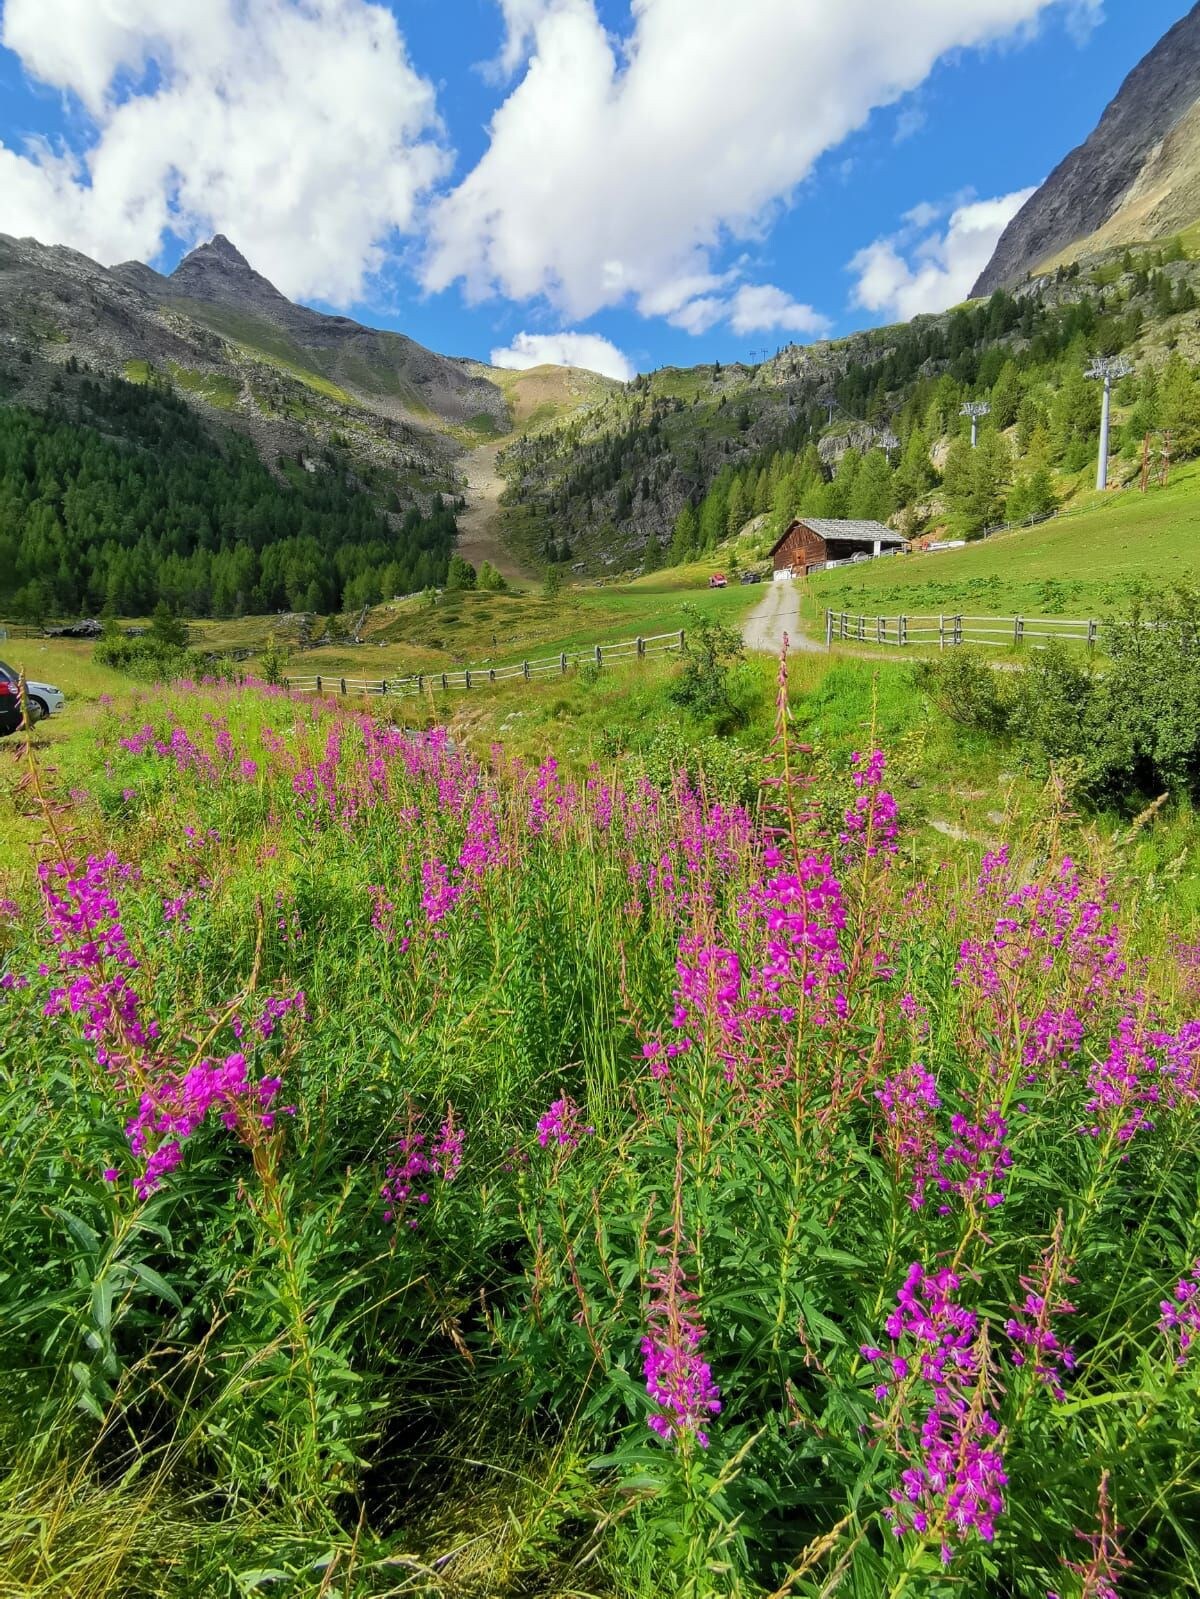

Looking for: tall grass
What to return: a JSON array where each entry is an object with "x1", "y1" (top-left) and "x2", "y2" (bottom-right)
[{"x1": 1, "y1": 662, "x2": 1199, "y2": 1596}]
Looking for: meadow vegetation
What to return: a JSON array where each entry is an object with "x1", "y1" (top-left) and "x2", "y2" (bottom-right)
[{"x1": 2, "y1": 651, "x2": 1200, "y2": 1596}]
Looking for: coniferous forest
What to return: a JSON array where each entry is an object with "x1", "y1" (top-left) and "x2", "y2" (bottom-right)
[{"x1": 0, "y1": 374, "x2": 457, "y2": 618}]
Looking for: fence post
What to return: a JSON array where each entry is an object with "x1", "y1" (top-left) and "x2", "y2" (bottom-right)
[
  {"x1": 899, "y1": 615, "x2": 907, "y2": 648},
  {"x1": 939, "y1": 614, "x2": 945, "y2": 651},
  {"x1": 595, "y1": 644, "x2": 602, "y2": 668},
  {"x1": 954, "y1": 615, "x2": 962, "y2": 647},
  {"x1": 857, "y1": 615, "x2": 865, "y2": 643},
  {"x1": 637, "y1": 635, "x2": 645, "y2": 658},
  {"x1": 877, "y1": 616, "x2": 883, "y2": 645},
  {"x1": 679, "y1": 629, "x2": 686, "y2": 651},
  {"x1": 840, "y1": 612, "x2": 847, "y2": 642},
  {"x1": 523, "y1": 659, "x2": 530, "y2": 680},
  {"x1": 1014, "y1": 616, "x2": 1023, "y2": 648},
  {"x1": 441, "y1": 672, "x2": 448, "y2": 691},
  {"x1": 416, "y1": 675, "x2": 423, "y2": 694},
  {"x1": 315, "y1": 675, "x2": 322, "y2": 694},
  {"x1": 825, "y1": 609, "x2": 833, "y2": 649},
  {"x1": 339, "y1": 677, "x2": 347, "y2": 696},
  {"x1": 465, "y1": 669, "x2": 472, "y2": 689},
  {"x1": 560, "y1": 652, "x2": 567, "y2": 675},
  {"x1": 1087, "y1": 619, "x2": 1098, "y2": 652},
  {"x1": 489, "y1": 668, "x2": 496, "y2": 683}
]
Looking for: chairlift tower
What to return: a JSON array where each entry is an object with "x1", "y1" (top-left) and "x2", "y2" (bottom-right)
[
  {"x1": 1085, "y1": 356, "x2": 1133, "y2": 491},
  {"x1": 960, "y1": 401, "x2": 990, "y2": 449}
]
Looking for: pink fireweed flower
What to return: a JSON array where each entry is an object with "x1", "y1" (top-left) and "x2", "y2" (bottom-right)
[
  {"x1": 381, "y1": 1131, "x2": 431, "y2": 1226},
  {"x1": 381, "y1": 1103, "x2": 464, "y2": 1226},
  {"x1": 875, "y1": 1064, "x2": 941, "y2": 1210},
  {"x1": 536, "y1": 1095, "x2": 593, "y2": 1151},
  {"x1": 935, "y1": 1109, "x2": 1012, "y2": 1213},
  {"x1": 1048, "y1": 1471, "x2": 1131, "y2": 1599},
  {"x1": 1004, "y1": 1221, "x2": 1078, "y2": 1401},
  {"x1": 1158, "y1": 1258, "x2": 1200, "y2": 1366},
  {"x1": 641, "y1": 1162, "x2": 721, "y2": 1451},
  {"x1": 420, "y1": 859, "x2": 463, "y2": 926},
  {"x1": 125, "y1": 1049, "x2": 290, "y2": 1198},
  {"x1": 840, "y1": 750, "x2": 899, "y2": 859},
  {"x1": 432, "y1": 1105, "x2": 465, "y2": 1181},
  {"x1": 864, "y1": 1263, "x2": 1007, "y2": 1557},
  {"x1": 1084, "y1": 1014, "x2": 1171, "y2": 1144}
]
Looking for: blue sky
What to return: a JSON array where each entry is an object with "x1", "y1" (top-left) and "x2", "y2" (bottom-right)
[{"x1": 0, "y1": 1, "x2": 1187, "y2": 378}]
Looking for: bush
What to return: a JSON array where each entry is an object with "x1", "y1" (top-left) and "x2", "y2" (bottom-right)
[
  {"x1": 916, "y1": 651, "x2": 1012, "y2": 736},
  {"x1": 640, "y1": 720, "x2": 760, "y2": 803},
  {"x1": 928, "y1": 592, "x2": 1200, "y2": 809},
  {"x1": 668, "y1": 604, "x2": 748, "y2": 729}
]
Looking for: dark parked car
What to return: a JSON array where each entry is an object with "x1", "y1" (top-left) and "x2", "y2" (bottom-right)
[
  {"x1": 0, "y1": 662, "x2": 23, "y2": 736},
  {"x1": 0, "y1": 661, "x2": 45, "y2": 736},
  {"x1": 739, "y1": 570, "x2": 763, "y2": 584}
]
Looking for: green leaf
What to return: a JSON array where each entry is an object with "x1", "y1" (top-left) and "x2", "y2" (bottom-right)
[
  {"x1": 91, "y1": 1273, "x2": 114, "y2": 1332},
  {"x1": 126, "y1": 1259, "x2": 183, "y2": 1309}
]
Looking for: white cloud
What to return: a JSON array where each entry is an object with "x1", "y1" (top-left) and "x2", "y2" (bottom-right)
[
  {"x1": 490, "y1": 329, "x2": 634, "y2": 381},
  {"x1": 425, "y1": 0, "x2": 1090, "y2": 322},
  {"x1": 1064, "y1": 0, "x2": 1104, "y2": 45},
  {"x1": 0, "y1": 0, "x2": 448, "y2": 303},
  {"x1": 485, "y1": 0, "x2": 559, "y2": 80},
  {"x1": 893, "y1": 105, "x2": 927, "y2": 144},
  {"x1": 727, "y1": 284, "x2": 829, "y2": 337},
  {"x1": 848, "y1": 188, "x2": 1037, "y2": 320}
]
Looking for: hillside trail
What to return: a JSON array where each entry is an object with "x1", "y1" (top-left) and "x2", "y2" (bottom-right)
[
  {"x1": 741, "y1": 580, "x2": 824, "y2": 655},
  {"x1": 454, "y1": 443, "x2": 535, "y2": 586}
]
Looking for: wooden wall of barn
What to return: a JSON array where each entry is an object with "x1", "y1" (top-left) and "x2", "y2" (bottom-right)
[{"x1": 773, "y1": 522, "x2": 826, "y2": 573}]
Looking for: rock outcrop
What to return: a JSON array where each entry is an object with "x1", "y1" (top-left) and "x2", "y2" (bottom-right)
[{"x1": 973, "y1": 3, "x2": 1200, "y2": 295}]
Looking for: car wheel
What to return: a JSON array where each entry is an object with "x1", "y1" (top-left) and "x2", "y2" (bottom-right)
[{"x1": 29, "y1": 696, "x2": 49, "y2": 720}]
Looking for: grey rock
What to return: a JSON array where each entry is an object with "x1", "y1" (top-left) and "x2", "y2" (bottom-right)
[{"x1": 974, "y1": 4, "x2": 1200, "y2": 295}]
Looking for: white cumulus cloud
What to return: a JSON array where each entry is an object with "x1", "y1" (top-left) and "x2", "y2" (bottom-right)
[
  {"x1": 727, "y1": 285, "x2": 829, "y2": 337},
  {"x1": 848, "y1": 188, "x2": 1037, "y2": 321},
  {"x1": 0, "y1": 0, "x2": 448, "y2": 303},
  {"x1": 490, "y1": 330, "x2": 634, "y2": 381},
  {"x1": 425, "y1": 0, "x2": 1092, "y2": 323}
]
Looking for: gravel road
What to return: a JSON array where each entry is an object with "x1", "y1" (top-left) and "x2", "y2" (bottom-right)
[{"x1": 741, "y1": 580, "x2": 822, "y2": 655}]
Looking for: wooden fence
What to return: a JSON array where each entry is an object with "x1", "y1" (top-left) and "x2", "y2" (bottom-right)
[
  {"x1": 283, "y1": 629, "x2": 686, "y2": 698},
  {"x1": 824, "y1": 610, "x2": 1102, "y2": 651}
]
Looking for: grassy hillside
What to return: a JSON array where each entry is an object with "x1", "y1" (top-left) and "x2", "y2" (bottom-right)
[
  {"x1": 806, "y1": 461, "x2": 1200, "y2": 621},
  {"x1": 499, "y1": 246, "x2": 1200, "y2": 580},
  {"x1": 5, "y1": 654, "x2": 1200, "y2": 1594}
]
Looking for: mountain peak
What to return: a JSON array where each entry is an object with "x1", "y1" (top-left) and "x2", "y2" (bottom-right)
[
  {"x1": 168, "y1": 233, "x2": 292, "y2": 312},
  {"x1": 176, "y1": 234, "x2": 253, "y2": 274},
  {"x1": 973, "y1": 2, "x2": 1200, "y2": 294},
  {"x1": 206, "y1": 234, "x2": 251, "y2": 267}
]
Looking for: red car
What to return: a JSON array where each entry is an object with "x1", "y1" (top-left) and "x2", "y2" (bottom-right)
[{"x1": 708, "y1": 573, "x2": 727, "y2": 588}]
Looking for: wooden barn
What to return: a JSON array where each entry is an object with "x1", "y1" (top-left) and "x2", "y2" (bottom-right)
[{"x1": 769, "y1": 518, "x2": 905, "y2": 580}]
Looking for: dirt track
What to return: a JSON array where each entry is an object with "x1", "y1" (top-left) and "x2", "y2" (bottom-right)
[
  {"x1": 454, "y1": 444, "x2": 535, "y2": 586},
  {"x1": 741, "y1": 580, "x2": 822, "y2": 655}
]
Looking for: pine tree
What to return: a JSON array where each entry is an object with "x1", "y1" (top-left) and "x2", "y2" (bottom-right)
[
  {"x1": 894, "y1": 428, "x2": 935, "y2": 506},
  {"x1": 725, "y1": 475, "x2": 748, "y2": 537},
  {"x1": 990, "y1": 360, "x2": 1023, "y2": 430},
  {"x1": 849, "y1": 450, "x2": 894, "y2": 522},
  {"x1": 669, "y1": 503, "x2": 699, "y2": 564},
  {"x1": 1161, "y1": 353, "x2": 1200, "y2": 458}
]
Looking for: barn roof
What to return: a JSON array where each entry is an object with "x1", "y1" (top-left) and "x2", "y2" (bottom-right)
[{"x1": 769, "y1": 518, "x2": 904, "y2": 557}]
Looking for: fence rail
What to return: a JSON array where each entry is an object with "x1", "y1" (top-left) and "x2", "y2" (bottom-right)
[
  {"x1": 824, "y1": 610, "x2": 1102, "y2": 651},
  {"x1": 283, "y1": 630, "x2": 686, "y2": 698}
]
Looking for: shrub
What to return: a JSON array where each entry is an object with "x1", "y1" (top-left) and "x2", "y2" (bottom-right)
[
  {"x1": 668, "y1": 604, "x2": 748, "y2": 728},
  {"x1": 930, "y1": 592, "x2": 1200, "y2": 809},
  {"x1": 916, "y1": 651, "x2": 1012, "y2": 736}
]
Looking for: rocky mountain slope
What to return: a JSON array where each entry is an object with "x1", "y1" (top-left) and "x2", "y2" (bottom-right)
[
  {"x1": 974, "y1": 3, "x2": 1200, "y2": 294},
  {"x1": 0, "y1": 231, "x2": 486, "y2": 508}
]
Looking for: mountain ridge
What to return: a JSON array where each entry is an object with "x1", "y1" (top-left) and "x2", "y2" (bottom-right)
[{"x1": 973, "y1": 3, "x2": 1200, "y2": 294}]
